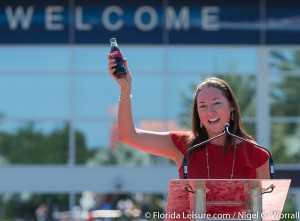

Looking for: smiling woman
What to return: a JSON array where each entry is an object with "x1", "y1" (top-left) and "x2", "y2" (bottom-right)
[
  {"x1": 108, "y1": 54, "x2": 271, "y2": 180},
  {"x1": 172, "y1": 77, "x2": 270, "y2": 179},
  {"x1": 196, "y1": 87, "x2": 234, "y2": 138},
  {"x1": 190, "y1": 77, "x2": 244, "y2": 151}
]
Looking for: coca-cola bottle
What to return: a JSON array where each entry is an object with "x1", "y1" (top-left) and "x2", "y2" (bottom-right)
[{"x1": 109, "y1": 37, "x2": 127, "y2": 78}]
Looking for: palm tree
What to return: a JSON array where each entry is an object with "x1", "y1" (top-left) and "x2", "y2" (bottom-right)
[{"x1": 269, "y1": 50, "x2": 300, "y2": 163}]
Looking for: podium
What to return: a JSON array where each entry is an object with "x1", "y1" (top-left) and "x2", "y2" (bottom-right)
[{"x1": 166, "y1": 179, "x2": 291, "y2": 221}]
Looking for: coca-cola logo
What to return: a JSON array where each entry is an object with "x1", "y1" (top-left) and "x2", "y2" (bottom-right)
[
  {"x1": 111, "y1": 50, "x2": 122, "y2": 57},
  {"x1": 111, "y1": 51, "x2": 119, "y2": 56}
]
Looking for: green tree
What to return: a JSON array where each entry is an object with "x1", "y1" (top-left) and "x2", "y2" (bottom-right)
[
  {"x1": 269, "y1": 50, "x2": 300, "y2": 163},
  {"x1": 270, "y1": 50, "x2": 300, "y2": 117},
  {"x1": 0, "y1": 123, "x2": 89, "y2": 164},
  {"x1": 0, "y1": 123, "x2": 89, "y2": 219},
  {"x1": 0, "y1": 193, "x2": 69, "y2": 220},
  {"x1": 87, "y1": 142, "x2": 172, "y2": 166}
]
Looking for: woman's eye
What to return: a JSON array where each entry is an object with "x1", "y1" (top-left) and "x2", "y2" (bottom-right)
[{"x1": 199, "y1": 106, "x2": 207, "y2": 110}]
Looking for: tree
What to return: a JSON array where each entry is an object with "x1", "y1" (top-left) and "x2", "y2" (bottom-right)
[
  {"x1": 0, "y1": 122, "x2": 89, "y2": 219},
  {"x1": 269, "y1": 50, "x2": 300, "y2": 163},
  {"x1": 0, "y1": 122, "x2": 89, "y2": 164},
  {"x1": 87, "y1": 142, "x2": 172, "y2": 166}
]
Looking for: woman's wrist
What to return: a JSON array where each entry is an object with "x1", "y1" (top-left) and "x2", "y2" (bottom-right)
[
  {"x1": 119, "y1": 94, "x2": 132, "y2": 102},
  {"x1": 119, "y1": 88, "x2": 132, "y2": 102}
]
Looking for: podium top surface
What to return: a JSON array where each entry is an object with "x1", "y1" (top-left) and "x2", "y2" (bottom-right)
[{"x1": 166, "y1": 179, "x2": 291, "y2": 221}]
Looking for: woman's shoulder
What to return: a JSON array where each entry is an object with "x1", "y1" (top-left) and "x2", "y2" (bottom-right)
[
  {"x1": 170, "y1": 130, "x2": 191, "y2": 140},
  {"x1": 170, "y1": 131, "x2": 191, "y2": 149},
  {"x1": 238, "y1": 140, "x2": 270, "y2": 159},
  {"x1": 170, "y1": 130, "x2": 191, "y2": 136},
  {"x1": 237, "y1": 139, "x2": 270, "y2": 168}
]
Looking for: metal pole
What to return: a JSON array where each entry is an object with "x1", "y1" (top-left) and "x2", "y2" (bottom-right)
[
  {"x1": 251, "y1": 188, "x2": 262, "y2": 221},
  {"x1": 193, "y1": 184, "x2": 206, "y2": 221}
]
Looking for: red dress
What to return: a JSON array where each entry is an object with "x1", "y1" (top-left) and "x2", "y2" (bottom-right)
[{"x1": 170, "y1": 131, "x2": 270, "y2": 179}]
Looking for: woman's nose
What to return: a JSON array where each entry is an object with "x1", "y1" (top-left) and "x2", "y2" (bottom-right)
[{"x1": 207, "y1": 105, "x2": 215, "y2": 113}]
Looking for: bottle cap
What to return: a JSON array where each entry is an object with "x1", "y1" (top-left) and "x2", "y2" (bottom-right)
[{"x1": 110, "y1": 38, "x2": 116, "y2": 43}]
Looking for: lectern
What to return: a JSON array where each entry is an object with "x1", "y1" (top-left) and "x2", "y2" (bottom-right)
[{"x1": 166, "y1": 179, "x2": 291, "y2": 221}]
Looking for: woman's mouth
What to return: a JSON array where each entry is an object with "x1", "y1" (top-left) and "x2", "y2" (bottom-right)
[{"x1": 208, "y1": 118, "x2": 220, "y2": 124}]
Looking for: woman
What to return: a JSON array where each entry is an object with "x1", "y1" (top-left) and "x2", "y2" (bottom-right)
[{"x1": 107, "y1": 56, "x2": 270, "y2": 179}]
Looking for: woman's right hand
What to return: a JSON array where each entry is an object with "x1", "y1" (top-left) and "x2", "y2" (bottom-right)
[{"x1": 108, "y1": 54, "x2": 132, "y2": 90}]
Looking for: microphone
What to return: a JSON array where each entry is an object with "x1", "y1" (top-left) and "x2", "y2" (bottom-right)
[
  {"x1": 183, "y1": 129, "x2": 226, "y2": 179},
  {"x1": 224, "y1": 123, "x2": 275, "y2": 179}
]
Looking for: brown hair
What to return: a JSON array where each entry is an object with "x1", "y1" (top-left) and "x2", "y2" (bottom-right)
[{"x1": 187, "y1": 77, "x2": 253, "y2": 154}]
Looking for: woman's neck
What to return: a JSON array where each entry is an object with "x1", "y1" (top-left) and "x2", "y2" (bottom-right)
[{"x1": 209, "y1": 136, "x2": 226, "y2": 146}]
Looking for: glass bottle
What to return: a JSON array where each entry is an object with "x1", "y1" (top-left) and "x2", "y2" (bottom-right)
[{"x1": 110, "y1": 38, "x2": 127, "y2": 78}]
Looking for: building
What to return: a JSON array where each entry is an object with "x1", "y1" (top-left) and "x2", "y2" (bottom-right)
[{"x1": 0, "y1": 0, "x2": 300, "y2": 220}]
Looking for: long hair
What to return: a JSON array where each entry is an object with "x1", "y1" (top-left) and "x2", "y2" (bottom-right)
[{"x1": 186, "y1": 77, "x2": 253, "y2": 154}]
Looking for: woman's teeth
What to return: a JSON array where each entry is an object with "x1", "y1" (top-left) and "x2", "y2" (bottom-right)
[{"x1": 208, "y1": 118, "x2": 220, "y2": 124}]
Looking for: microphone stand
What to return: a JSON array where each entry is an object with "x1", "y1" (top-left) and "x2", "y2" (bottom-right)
[
  {"x1": 183, "y1": 130, "x2": 226, "y2": 179},
  {"x1": 224, "y1": 124, "x2": 275, "y2": 179}
]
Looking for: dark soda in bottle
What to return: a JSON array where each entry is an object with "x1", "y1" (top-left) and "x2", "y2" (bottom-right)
[{"x1": 110, "y1": 37, "x2": 127, "y2": 78}]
